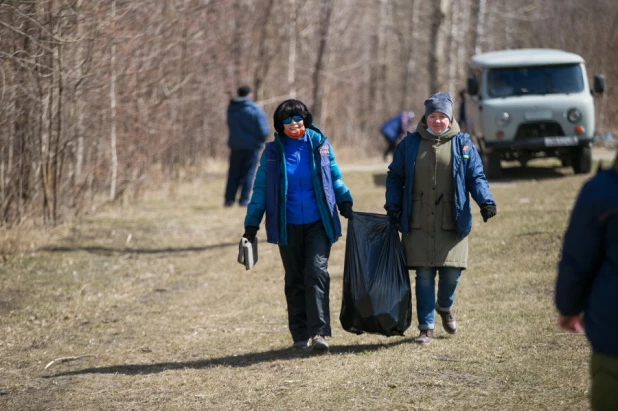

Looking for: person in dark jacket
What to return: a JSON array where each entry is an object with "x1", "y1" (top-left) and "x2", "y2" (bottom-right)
[
  {"x1": 224, "y1": 85, "x2": 270, "y2": 207},
  {"x1": 385, "y1": 92, "x2": 496, "y2": 345},
  {"x1": 555, "y1": 152, "x2": 618, "y2": 411},
  {"x1": 243, "y1": 99, "x2": 353, "y2": 353},
  {"x1": 380, "y1": 111, "x2": 415, "y2": 162}
]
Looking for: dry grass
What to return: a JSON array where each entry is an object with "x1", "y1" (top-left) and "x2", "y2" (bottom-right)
[{"x1": 0, "y1": 157, "x2": 613, "y2": 411}]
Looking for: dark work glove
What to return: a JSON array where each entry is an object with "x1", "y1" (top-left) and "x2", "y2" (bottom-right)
[
  {"x1": 387, "y1": 208, "x2": 402, "y2": 229},
  {"x1": 339, "y1": 201, "x2": 353, "y2": 219},
  {"x1": 243, "y1": 226, "x2": 259, "y2": 242},
  {"x1": 480, "y1": 205, "x2": 497, "y2": 223}
]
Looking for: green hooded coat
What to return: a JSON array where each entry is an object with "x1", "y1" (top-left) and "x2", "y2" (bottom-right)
[{"x1": 402, "y1": 120, "x2": 469, "y2": 268}]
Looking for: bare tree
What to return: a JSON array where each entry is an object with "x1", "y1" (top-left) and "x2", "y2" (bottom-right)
[
  {"x1": 109, "y1": 0, "x2": 118, "y2": 201},
  {"x1": 0, "y1": 0, "x2": 616, "y2": 226},
  {"x1": 428, "y1": 0, "x2": 451, "y2": 93},
  {"x1": 311, "y1": 0, "x2": 334, "y2": 122}
]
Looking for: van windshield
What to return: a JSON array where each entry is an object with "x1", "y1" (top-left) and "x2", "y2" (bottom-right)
[{"x1": 487, "y1": 64, "x2": 584, "y2": 97}]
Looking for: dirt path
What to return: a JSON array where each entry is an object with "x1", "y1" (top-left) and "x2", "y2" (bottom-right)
[{"x1": 0, "y1": 163, "x2": 598, "y2": 410}]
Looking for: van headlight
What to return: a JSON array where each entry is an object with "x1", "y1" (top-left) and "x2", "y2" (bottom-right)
[
  {"x1": 567, "y1": 108, "x2": 582, "y2": 123},
  {"x1": 496, "y1": 112, "x2": 510, "y2": 127}
]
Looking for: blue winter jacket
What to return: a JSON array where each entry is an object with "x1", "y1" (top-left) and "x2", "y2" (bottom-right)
[
  {"x1": 227, "y1": 97, "x2": 270, "y2": 150},
  {"x1": 380, "y1": 113, "x2": 405, "y2": 143},
  {"x1": 385, "y1": 131, "x2": 495, "y2": 239},
  {"x1": 555, "y1": 164, "x2": 618, "y2": 357},
  {"x1": 244, "y1": 125, "x2": 353, "y2": 245}
]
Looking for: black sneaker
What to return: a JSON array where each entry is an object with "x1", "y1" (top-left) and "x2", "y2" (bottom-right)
[
  {"x1": 292, "y1": 340, "x2": 310, "y2": 351},
  {"x1": 311, "y1": 335, "x2": 329, "y2": 353}
]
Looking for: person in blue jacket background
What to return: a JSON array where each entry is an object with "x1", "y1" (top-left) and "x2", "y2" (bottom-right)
[
  {"x1": 385, "y1": 92, "x2": 496, "y2": 345},
  {"x1": 380, "y1": 111, "x2": 415, "y2": 162},
  {"x1": 243, "y1": 99, "x2": 353, "y2": 353},
  {"x1": 224, "y1": 85, "x2": 270, "y2": 207},
  {"x1": 555, "y1": 153, "x2": 618, "y2": 411}
]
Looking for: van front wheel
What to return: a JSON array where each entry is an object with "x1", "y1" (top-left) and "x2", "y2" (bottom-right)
[{"x1": 572, "y1": 146, "x2": 592, "y2": 174}]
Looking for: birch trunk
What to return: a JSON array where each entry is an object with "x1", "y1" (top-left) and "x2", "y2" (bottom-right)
[
  {"x1": 473, "y1": 0, "x2": 487, "y2": 55},
  {"x1": 109, "y1": 1, "x2": 118, "y2": 201},
  {"x1": 288, "y1": 0, "x2": 297, "y2": 99}
]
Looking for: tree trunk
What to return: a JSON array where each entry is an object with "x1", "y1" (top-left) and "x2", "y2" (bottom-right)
[
  {"x1": 109, "y1": 0, "x2": 118, "y2": 201},
  {"x1": 472, "y1": 0, "x2": 487, "y2": 55},
  {"x1": 311, "y1": 0, "x2": 334, "y2": 121},
  {"x1": 428, "y1": 0, "x2": 450, "y2": 93},
  {"x1": 288, "y1": 0, "x2": 297, "y2": 99}
]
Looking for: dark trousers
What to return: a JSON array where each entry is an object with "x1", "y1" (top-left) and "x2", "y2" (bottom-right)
[
  {"x1": 383, "y1": 140, "x2": 398, "y2": 159},
  {"x1": 278, "y1": 221, "x2": 332, "y2": 342},
  {"x1": 224, "y1": 149, "x2": 260, "y2": 206},
  {"x1": 382, "y1": 133, "x2": 398, "y2": 160},
  {"x1": 591, "y1": 352, "x2": 618, "y2": 410}
]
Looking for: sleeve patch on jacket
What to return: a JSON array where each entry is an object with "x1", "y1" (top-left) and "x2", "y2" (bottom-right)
[{"x1": 319, "y1": 146, "x2": 330, "y2": 157}]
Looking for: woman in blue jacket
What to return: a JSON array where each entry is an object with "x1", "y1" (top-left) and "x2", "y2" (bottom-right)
[
  {"x1": 243, "y1": 99, "x2": 353, "y2": 353},
  {"x1": 385, "y1": 92, "x2": 496, "y2": 345}
]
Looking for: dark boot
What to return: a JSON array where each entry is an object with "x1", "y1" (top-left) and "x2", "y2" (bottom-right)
[
  {"x1": 414, "y1": 329, "x2": 433, "y2": 345},
  {"x1": 435, "y1": 304, "x2": 457, "y2": 334}
]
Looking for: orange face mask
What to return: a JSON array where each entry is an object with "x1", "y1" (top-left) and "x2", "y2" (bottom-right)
[{"x1": 284, "y1": 126, "x2": 305, "y2": 139}]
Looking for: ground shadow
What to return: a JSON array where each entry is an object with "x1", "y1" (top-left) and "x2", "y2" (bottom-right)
[
  {"x1": 372, "y1": 164, "x2": 570, "y2": 187},
  {"x1": 37, "y1": 242, "x2": 238, "y2": 256},
  {"x1": 45, "y1": 337, "x2": 415, "y2": 378},
  {"x1": 373, "y1": 174, "x2": 387, "y2": 187},
  {"x1": 496, "y1": 164, "x2": 570, "y2": 181}
]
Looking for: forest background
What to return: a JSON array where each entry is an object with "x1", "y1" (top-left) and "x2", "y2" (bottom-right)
[{"x1": 1, "y1": 0, "x2": 617, "y2": 226}]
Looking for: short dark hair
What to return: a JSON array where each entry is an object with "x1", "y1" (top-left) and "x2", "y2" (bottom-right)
[
  {"x1": 237, "y1": 85, "x2": 252, "y2": 97},
  {"x1": 273, "y1": 99, "x2": 313, "y2": 135}
]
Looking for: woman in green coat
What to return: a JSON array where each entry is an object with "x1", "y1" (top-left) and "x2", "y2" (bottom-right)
[{"x1": 385, "y1": 92, "x2": 497, "y2": 345}]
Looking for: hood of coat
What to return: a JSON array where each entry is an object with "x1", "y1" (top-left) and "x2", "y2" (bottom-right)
[{"x1": 416, "y1": 118, "x2": 461, "y2": 144}]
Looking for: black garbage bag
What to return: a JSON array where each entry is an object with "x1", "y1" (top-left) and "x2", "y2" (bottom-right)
[{"x1": 339, "y1": 212, "x2": 412, "y2": 336}]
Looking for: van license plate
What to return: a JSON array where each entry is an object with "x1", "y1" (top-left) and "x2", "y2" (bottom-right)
[{"x1": 544, "y1": 137, "x2": 579, "y2": 147}]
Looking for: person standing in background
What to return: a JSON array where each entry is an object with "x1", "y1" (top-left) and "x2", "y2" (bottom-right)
[
  {"x1": 380, "y1": 111, "x2": 415, "y2": 162},
  {"x1": 555, "y1": 153, "x2": 618, "y2": 411},
  {"x1": 224, "y1": 85, "x2": 270, "y2": 207}
]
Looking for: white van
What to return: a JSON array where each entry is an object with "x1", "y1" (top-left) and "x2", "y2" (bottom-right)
[{"x1": 465, "y1": 48, "x2": 605, "y2": 178}]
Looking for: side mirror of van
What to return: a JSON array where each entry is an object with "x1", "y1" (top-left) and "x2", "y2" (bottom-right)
[
  {"x1": 467, "y1": 77, "x2": 479, "y2": 96},
  {"x1": 593, "y1": 74, "x2": 605, "y2": 94}
]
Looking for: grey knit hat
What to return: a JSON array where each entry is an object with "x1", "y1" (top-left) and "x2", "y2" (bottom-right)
[{"x1": 424, "y1": 92, "x2": 453, "y2": 121}]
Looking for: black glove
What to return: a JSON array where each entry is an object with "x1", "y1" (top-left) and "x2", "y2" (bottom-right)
[
  {"x1": 480, "y1": 205, "x2": 497, "y2": 223},
  {"x1": 243, "y1": 226, "x2": 259, "y2": 242},
  {"x1": 339, "y1": 201, "x2": 353, "y2": 219},
  {"x1": 387, "y1": 208, "x2": 402, "y2": 229}
]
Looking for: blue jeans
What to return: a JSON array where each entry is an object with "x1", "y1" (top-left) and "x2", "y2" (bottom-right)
[
  {"x1": 224, "y1": 149, "x2": 260, "y2": 206},
  {"x1": 415, "y1": 267, "x2": 462, "y2": 331}
]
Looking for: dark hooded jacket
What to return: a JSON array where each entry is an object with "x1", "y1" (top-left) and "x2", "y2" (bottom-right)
[
  {"x1": 385, "y1": 122, "x2": 495, "y2": 239},
  {"x1": 226, "y1": 97, "x2": 269, "y2": 150},
  {"x1": 555, "y1": 152, "x2": 618, "y2": 357}
]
